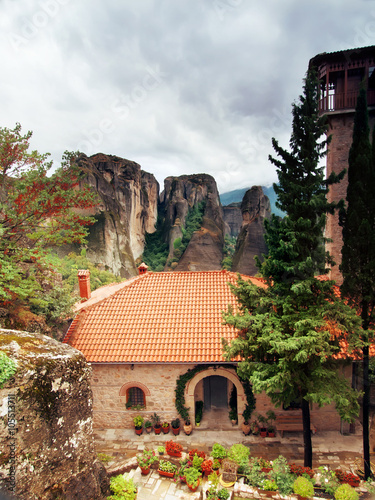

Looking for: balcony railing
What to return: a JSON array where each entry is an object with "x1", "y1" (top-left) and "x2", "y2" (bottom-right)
[{"x1": 318, "y1": 90, "x2": 375, "y2": 113}]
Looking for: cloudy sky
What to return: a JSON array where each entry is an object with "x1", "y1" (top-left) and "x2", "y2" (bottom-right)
[{"x1": 1, "y1": 1, "x2": 374, "y2": 194}]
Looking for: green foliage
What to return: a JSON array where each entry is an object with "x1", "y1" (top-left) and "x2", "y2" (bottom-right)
[
  {"x1": 0, "y1": 123, "x2": 96, "y2": 311},
  {"x1": 142, "y1": 215, "x2": 169, "y2": 271},
  {"x1": 334, "y1": 483, "x2": 359, "y2": 500},
  {"x1": 48, "y1": 251, "x2": 121, "y2": 294},
  {"x1": 262, "y1": 479, "x2": 278, "y2": 491},
  {"x1": 107, "y1": 474, "x2": 137, "y2": 500},
  {"x1": 195, "y1": 400, "x2": 203, "y2": 423},
  {"x1": 293, "y1": 476, "x2": 314, "y2": 498},
  {"x1": 270, "y1": 456, "x2": 294, "y2": 496},
  {"x1": 317, "y1": 466, "x2": 340, "y2": 495},
  {"x1": 184, "y1": 466, "x2": 200, "y2": 488},
  {"x1": 221, "y1": 235, "x2": 237, "y2": 270},
  {"x1": 133, "y1": 415, "x2": 144, "y2": 428},
  {"x1": 217, "y1": 487, "x2": 230, "y2": 499},
  {"x1": 227, "y1": 443, "x2": 250, "y2": 471},
  {"x1": 158, "y1": 460, "x2": 178, "y2": 473},
  {"x1": 192, "y1": 453, "x2": 204, "y2": 471},
  {"x1": 211, "y1": 443, "x2": 227, "y2": 460},
  {"x1": 246, "y1": 457, "x2": 266, "y2": 488},
  {"x1": 0, "y1": 352, "x2": 16, "y2": 387},
  {"x1": 97, "y1": 453, "x2": 114, "y2": 463}
]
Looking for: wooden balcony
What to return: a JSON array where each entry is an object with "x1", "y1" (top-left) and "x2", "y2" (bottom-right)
[{"x1": 318, "y1": 89, "x2": 375, "y2": 113}]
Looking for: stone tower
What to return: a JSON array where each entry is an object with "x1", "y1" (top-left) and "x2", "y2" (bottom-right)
[{"x1": 309, "y1": 46, "x2": 375, "y2": 284}]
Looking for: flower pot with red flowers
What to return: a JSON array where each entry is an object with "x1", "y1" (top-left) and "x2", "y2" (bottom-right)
[
  {"x1": 151, "y1": 412, "x2": 162, "y2": 434},
  {"x1": 171, "y1": 418, "x2": 180, "y2": 435},
  {"x1": 162, "y1": 421, "x2": 170, "y2": 434},
  {"x1": 188, "y1": 449, "x2": 205, "y2": 461},
  {"x1": 133, "y1": 415, "x2": 144, "y2": 435},
  {"x1": 202, "y1": 459, "x2": 213, "y2": 476},
  {"x1": 137, "y1": 448, "x2": 157, "y2": 475},
  {"x1": 166, "y1": 440, "x2": 183, "y2": 457},
  {"x1": 335, "y1": 470, "x2": 360, "y2": 487}
]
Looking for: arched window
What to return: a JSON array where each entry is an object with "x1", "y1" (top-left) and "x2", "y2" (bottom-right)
[{"x1": 126, "y1": 387, "x2": 145, "y2": 408}]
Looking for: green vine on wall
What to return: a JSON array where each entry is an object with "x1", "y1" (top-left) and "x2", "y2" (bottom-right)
[{"x1": 174, "y1": 364, "x2": 256, "y2": 423}]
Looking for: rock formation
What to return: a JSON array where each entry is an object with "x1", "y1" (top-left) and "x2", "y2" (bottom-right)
[
  {"x1": 231, "y1": 186, "x2": 271, "y2": 276},
  {"x1": 75, "y1": 153, "x2": 159, "y2": 278},
  {"x1": 0, "y1": 329, "x2": 109, "y2": 500},
  {"x1": 159, "y1": 174, "x2": 227, "y2": 271},
  {"x1": 222, "y1": 203, "x2": 242, "y2": 237}
]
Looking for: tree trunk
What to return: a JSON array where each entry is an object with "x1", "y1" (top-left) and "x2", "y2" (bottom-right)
[
  {"x1": 363, "y1": 344, "x2": 371, "y2": 479},
  {"x1": 301, "y1": 397, "x2": 312, "y2": 467}
]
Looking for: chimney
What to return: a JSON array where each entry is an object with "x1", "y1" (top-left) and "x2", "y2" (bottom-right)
[
  {"x1": 138, "y1": 262, "x2": 148, "y2": 275},
  {"x1": 77, "y1": 270, "x2": 91, "y2": 300}
]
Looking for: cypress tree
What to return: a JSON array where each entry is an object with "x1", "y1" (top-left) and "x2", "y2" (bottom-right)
[
  {"x1": 223, "y1": 69, "x2": 361, "y2": 467},
  {"x1": 339, "y1": 88, "x2": 375, "y2": 479}
]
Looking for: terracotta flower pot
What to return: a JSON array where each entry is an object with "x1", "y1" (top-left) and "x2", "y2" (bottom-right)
[
  {"x1": 172, "y1": 426, "x2": 180, "y2": 435},
  {"x1": 158, "y1": 469, "x2": 175, "y2": 478},
  {"x1": 183, "y1": 423, "x2": 192, "y2": 435},
  {"x1": 242, "y1": 422, "x2": 251, "y2": 435},
  {"x1": 162, "y1": 425, "x2": 170, "y2": 434},
  {"x1": 154, "y1": 425, "x2": 161, "y2": 434},
  {"x1": 187, "y1": 478, "x2": 200, "y2": 492},
  {"x1": 135, "y1": 427, "x2": 143, "y2": 435},
  {"x1": 140, "y1": 466, "x2": 150, "y2": 475}
]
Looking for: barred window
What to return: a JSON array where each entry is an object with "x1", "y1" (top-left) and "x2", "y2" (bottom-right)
[{"x1": 126, "y1": 387, "x2": 145, "y2": 407}]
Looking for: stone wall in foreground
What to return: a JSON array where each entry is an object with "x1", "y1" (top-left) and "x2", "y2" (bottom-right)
[{"x1": 0, "y1": 329, "x2": 109, "y2": 500}]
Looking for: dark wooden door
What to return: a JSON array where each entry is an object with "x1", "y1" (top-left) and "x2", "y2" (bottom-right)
[{"x1": 203, "y1": 376, "x2": 228, "y2": 410}]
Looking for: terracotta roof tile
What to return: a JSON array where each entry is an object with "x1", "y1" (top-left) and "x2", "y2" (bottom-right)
[{"x1": 64, "y1": 270, "x2": 259, "y2": 363}]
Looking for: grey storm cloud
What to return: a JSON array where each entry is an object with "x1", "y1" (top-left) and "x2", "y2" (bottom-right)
[{"x1": 1, "y1": 0, "x2": 374, "y2": 194}]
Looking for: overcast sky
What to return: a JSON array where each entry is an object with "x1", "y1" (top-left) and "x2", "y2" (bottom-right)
[{"x1": 1, "y1": 1, "x2": 374, "y2": 194}]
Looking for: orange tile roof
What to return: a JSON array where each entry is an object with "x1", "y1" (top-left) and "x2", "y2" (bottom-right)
[{"x1": 64, "y1": 270, "x2": 266, "y2": 364}]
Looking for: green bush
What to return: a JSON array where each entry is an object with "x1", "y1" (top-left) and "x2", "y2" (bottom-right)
[
  {"x1": 227, "y1": 443, "x2": 250, "y2": 471},
  {"x1": 334, "y1": 483, "x2": 359, "y2": 500},
  {"x1": 293, "y1": 476, "x2": 314, "y2": 498},
  {"x1": 107, "y1": 474, "x2": 137, "y2": 500},
  {"x1": 212, "y1": 443, "x2": 227, "y2": 460}
]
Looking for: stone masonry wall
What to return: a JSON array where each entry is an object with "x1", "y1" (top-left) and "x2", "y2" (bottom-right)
[{"x1": 91, "y1": 363, "x2": 350, "y2": 432}]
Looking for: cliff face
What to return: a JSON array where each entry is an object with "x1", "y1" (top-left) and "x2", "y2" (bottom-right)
[
  {"x1": 0, "y1": 329, "x2": 109, "y2": 500},
  {"x1": 231, "y1": 186, "x2": 271, "y2": 275},
  {"x1": 77, "y1": 153, "x2": 159, "y2": 278},
  {"x1": 222, "y1": 203, "x2": 242, "y2": 237},
  {"x1": 160, "y1": 174, "x2": 227, "y2": 271}
]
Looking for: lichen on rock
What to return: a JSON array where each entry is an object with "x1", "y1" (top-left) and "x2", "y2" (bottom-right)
[{"x1": 0, "y1": 328, "x2": 109, "y2": 499}]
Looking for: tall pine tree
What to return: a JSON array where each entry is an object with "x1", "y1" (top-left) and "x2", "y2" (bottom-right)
[
  {"x1": 339, "y1": 88, "x2": 375, "y2": 479},
  {"x1": 223, "y1": 69, "x2": 361, "y2": 467}
]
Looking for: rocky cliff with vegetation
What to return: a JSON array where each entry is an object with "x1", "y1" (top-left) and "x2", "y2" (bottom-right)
[
  {"x1": 231, "y1": 186, "x2": 271, "y2": 275},
  {"x1": 75, "y1": 153, "x2": 159, "y2": 278},
  {"x1": 0, "y1": 329, "x2": 109, "y2": 499},
  {"x1": 155, "y1": 174, "x2": 228, "y2": 271}
]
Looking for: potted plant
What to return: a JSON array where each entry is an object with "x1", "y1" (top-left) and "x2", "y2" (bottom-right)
[
  {"x1": 229, "y1": 407, "x2": 237, "y2": 425},
  {"x1": 158, "y1": 459, "x2": 178, "y2": 478},
  {"x1": 151, "y1": 412, "x2": 162, "y2": 434},
  {"x1": 195, "y1": 400, "x2": 203, "y2": 426},
  {"x1": 133, "y1": 415, "x2": 144, "y2": 435},
  {"x1": 335, "y1": 470, "x2": 360, "y2": 487},
  {"x1": 227, "y1": 443, "x2": 250, "y2": 473},
  {"x1": 108, "y1": 474, "x2": 137, "y2": 500},
  {"x1": 136, "y1": 448, "x2": 157, "y2": 475},
  {"x1": 259, "y1": 457, "x2": 272, "y2": 473},
  {"x1": 157, "y1": 446, "x2": 165, "y2": 456},
  {"x1": 211, "y1": 443, "x2": 227, "y2": 462},
  {"x1": 144, "y1": 419, "x2": 152, "y2": 433},
  {"x1": 334, "y1": 483, "x2": 359, "y2": 500},
  {"x1": 165, "y1": 440, "x2": 183, "y2": 457},
  {"x1": 185, "y1": 466, "x2": 201, "y2": 492},
  {"x1": 191, "y1": 453, "x2": 204, "y2": 472},
  {"x1": 171, "y1": 417, "x2": 180, "y2": 435},
  {"x1": 293, "y1": 476, "x2": 314, "y2": 499},
  {"x1": 212, "y1": 458, "x2": 221, "y2": 473},
  {"x1": 257, "y1": 413, "x2": 268, "y2": 437},
  {"x1": 217, "y1": 487, "x2": 230, "y2": 500},
  {"x1": 162, "y1": 421, "x2": 170, "y2": 434},
  {"x1": 189, "y1": 449, "x2": 205, "y2": 461},
  {"x1": 183, "y1": 419, "x2": 192, "y2": 435},
  {"x1": 202, "y1": 459, "x2": 213, "y2": 476},
  {"x1": 266, "y1": 410, "x2": 276, "y2": 437},
  {"x1": 241, "y1": 405, "x2": 252, "y2": 435},
  {"x1": 250, "y1": 420, "x2": 259, "y2": 435}
]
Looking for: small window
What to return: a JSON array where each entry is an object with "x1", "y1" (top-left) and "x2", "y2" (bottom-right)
[{"x1": 126, "y1": 387, "x2": 145, "y2": 408}]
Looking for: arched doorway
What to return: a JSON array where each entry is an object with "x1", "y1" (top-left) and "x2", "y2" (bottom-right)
[{"x1": 185, "y1": 366, "x2": 246, "y2": 427}]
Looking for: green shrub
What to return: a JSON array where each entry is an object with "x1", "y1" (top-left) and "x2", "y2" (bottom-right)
[
  {"x1": 0, "y1": 353, "x2": 16, "y2": 388},
  {"x1": 212, "y1": 443, "x2": 227, "y2": 460},
  {"x1": 107, "y1": 474, "x2": 137, "y2": 500},
  {"x1": 293, "y1": 476, "x2": 314, "y2": 498},
  {"x1": 227, "y1": 443, "x2": 250, "y2": 471},
  {"x1": 334, "y1": 483, "x2": 359, "y2": 500}
]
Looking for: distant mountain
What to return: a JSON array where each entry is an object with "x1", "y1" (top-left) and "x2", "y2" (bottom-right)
[{"x1": 220, "y1": 185, "x2": 285, "y2": 217}]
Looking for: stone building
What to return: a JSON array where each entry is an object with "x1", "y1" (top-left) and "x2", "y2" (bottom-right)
[
  {"x1": 309, "y1": 45, "x2": 375, "y2": 284},
  {"x1": 64, "y1": 266, "x2": 356, "y2": 434}
]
